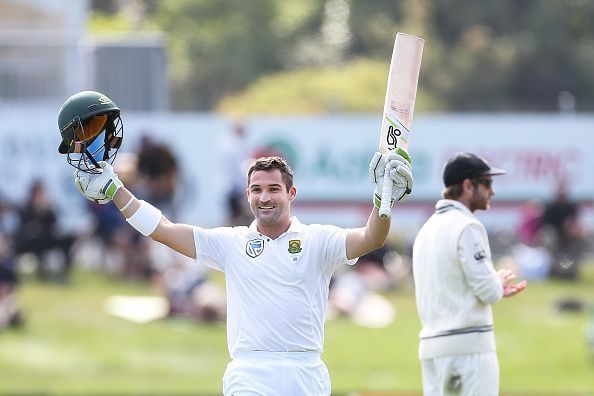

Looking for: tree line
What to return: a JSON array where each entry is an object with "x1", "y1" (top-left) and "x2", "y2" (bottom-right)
[{"x1": 92, "y1": 0, "x2": 594, "y2": 113}]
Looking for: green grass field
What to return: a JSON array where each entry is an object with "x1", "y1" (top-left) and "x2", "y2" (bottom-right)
[{"x1": 1, "y1": 264, "x2": 594, "y2": 395}]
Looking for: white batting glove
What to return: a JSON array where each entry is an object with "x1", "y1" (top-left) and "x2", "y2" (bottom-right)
[
  {"x1": 368, "y1": 147, "x2": 413, "y2": 208},
  {"x1": 74, "y1": 161, "x2": 123, "y2": 204}
]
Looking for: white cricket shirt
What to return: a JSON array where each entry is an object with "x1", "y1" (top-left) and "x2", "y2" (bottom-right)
[
  {"x1": 412, "y1": 199, "x2": 504, "y2": 359},
  {"x1": 193, "y1": 217, "x2": 357, "y2": 358}
]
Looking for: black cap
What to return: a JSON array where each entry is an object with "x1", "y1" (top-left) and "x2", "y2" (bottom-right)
[{"x1": 443, "y1": 152, "x2": 506, "y2": 187}]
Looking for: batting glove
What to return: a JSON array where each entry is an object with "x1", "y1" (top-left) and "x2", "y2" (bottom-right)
[
  {"x1": 74, "y1": 161, "x2": 123, "y2": 204},
  {"x1": 368, "y1": 147, "x2": 413, "y2": 208}
]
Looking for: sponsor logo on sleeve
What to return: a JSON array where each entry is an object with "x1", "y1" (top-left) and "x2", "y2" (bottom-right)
[{"x1": 474, "y1": 250, "x2": 487, "y2": 261}]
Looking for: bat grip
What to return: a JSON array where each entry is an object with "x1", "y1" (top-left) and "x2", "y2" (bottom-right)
[{"x1": 379, "y1": 162, "x2": 393, "y2": 219}]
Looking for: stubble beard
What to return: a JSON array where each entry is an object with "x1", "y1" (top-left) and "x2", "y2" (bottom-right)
[
  {"x1": 256, "y1": 206, "x2": 281, "y2": 225},
  {"x1": 470, "y1": 189, "x2": 489, "y2": 212}
]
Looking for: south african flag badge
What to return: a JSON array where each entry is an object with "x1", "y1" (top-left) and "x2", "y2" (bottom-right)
[{"x1": 288, "y1": 239, "x2": 302, "y2": 254}]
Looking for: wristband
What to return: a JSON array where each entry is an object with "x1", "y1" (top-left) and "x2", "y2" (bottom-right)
[
  {"x1": 119, "y1": 196, "x2": 135, "y2": 212},
  {"x1": 126, "y1": 200, "x2": 162, "y2": 236},
  {"x1": 102, "y1": 177, "x2": 123, "y2": 200},
  {"x1": 373, "y1": 192, "x2": 394, "y2": 209}
]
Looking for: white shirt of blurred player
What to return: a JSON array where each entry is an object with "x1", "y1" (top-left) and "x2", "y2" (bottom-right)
[
  {"x1": 412, "y1": 199, "x2": 503, "y2": 359},
  {"x1": 219, "y1": 126, "x2": 249, "y2": 196},
  {"x1": 193, "y1": 217, "x2": 357, "y2": 358}
]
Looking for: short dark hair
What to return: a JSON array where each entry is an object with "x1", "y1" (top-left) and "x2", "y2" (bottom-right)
[
  {"x1": 442, "y1": 178, "x2": 481, "y2": 199},
  {"x1": 247, "y1": 156, "x2": 294, "y2": 192}
]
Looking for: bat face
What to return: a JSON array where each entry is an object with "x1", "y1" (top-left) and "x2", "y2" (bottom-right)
[
  {"x1": 377, "y1": 32, "x2": 424, "y2": 219},
  {"x1": 379, "y1": 33, "x2": 424, "y2": 154},
  {"x1": 381, "y1": 113, "x2": 408, "y2": 153}
]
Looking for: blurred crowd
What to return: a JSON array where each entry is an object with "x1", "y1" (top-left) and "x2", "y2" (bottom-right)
[
  {"x1": 82, "y1": 134, "x2": 227, "y2": 323},
  {"x1": 0, "y1": 133, "x2": 227, "y2": 331},
  {"x1": 506, "y1": 181, "x2": 589, "y2": 282},
  {"x1": 0, "y1": 180, "x2": 74, "y2": 328}
]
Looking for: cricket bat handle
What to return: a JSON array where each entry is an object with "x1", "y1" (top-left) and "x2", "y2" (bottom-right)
[{"x1": 379, "y1": 161, "x2": 393, "y2": 219}]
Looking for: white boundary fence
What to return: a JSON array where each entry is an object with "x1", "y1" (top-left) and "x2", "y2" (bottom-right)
[{"x1": 0, "y1": 111, "x2": 592, "y2": 233}]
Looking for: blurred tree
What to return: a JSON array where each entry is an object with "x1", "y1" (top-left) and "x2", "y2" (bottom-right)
[
  {"x1": 217, "y1": 58, "x2": 438, "y2": 115},
  {"x1": 349, "y1": 0, "x2": 427, "y2": 57},
  {"x1": 91, "y1": 0, "x2": 120, "y2": 14},
  {"x1": 154, "y1": 0, "x2": 324, "y2": 110},
  {"x1": 218, "y1": 59, "x2": 386, "y2": 114},
  {"x1": 91, "y1": 0, "x2": 594, "y2": 112},
  {"x1": 427, "y1": 0, "x2": 594, "y2": 111},
  {"x1": 507, "y1": 0, "x2": 594, "y2": 111}
]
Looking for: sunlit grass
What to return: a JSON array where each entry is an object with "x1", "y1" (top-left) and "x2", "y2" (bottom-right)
[{"x1": 1, "y1": 264, "x2": 593, "y2": 395}]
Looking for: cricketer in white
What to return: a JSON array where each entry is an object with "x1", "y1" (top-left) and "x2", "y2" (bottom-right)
[
  {"x1": 74, "y1": 152, "x2": 412, "y2": 396},
  {"x1": 412, "y1": 152, "x2": 527, "y2": 396}
]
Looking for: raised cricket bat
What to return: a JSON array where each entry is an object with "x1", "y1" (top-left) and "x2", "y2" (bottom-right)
[{"x1": 378, "y1": 32, "x2": 424, "y2": 218}]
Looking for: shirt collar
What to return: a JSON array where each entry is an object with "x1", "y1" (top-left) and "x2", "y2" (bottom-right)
[
  {"x1": 248, "y1": 216, "x2": 305, "y2": 238},
  {"x1": 435, "y1": 199, "x2": 474, "y2": 217},
  {"x1": 286, "y1": 216, "x2": 305, "y2": 233}
]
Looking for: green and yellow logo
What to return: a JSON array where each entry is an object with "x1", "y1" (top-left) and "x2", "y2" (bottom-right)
[
  {"x1": 288, "y1": 239, "x2": 302, "y2": 254},
  {"x1": 98, "y1": 96, "x2": 111, "y2": 105}
]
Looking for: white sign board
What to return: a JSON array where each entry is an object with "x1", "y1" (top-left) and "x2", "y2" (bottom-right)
[
  {"x1": 0, "y1": 111, "x2": 591, "y2": 232},
  {"x1": 245, "y1": 114, "x2": 594, "y2": 202}
]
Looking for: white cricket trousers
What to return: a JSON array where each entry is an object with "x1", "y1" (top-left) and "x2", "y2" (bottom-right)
[
  {"x1": 421, "y1": 352, "x2": 499, "y2": 396},
  {"x1": 222, "y1": 351, "x2": 331, "y2": 396}
]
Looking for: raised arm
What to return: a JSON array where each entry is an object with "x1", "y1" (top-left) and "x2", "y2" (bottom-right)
[
  {"x1": 74, "y1": 162, "x2": 197, "y2": 259},
  {"x1": 346, "y1": 149, "x2": 413, "y2": 260},
  {"x1": 346, "y1": 208, "x2": 390, "y2": 260}
]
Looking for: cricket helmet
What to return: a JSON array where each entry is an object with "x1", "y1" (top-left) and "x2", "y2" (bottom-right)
[{"x1": 57, "y1": 91, "x2": 123, "y2": 173}]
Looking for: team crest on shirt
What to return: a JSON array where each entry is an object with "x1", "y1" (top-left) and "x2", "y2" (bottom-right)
[
  {"x1": 246, "y1": 238, "x2": 264, "y2": 258},
  {"x1": 288, "y1": 239, "x2": 302, "y2": 254}
]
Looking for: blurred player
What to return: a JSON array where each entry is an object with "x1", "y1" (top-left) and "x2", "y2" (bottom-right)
[
  {"x1": 219, "y1": 119, "x2": 252, "y2": 226},
  {"x1": 60, "y1": 92, "x2": 413, "y2": 396},
  {"x1": 412, "y1": 152, "x2": 527, "y2": 396}
]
